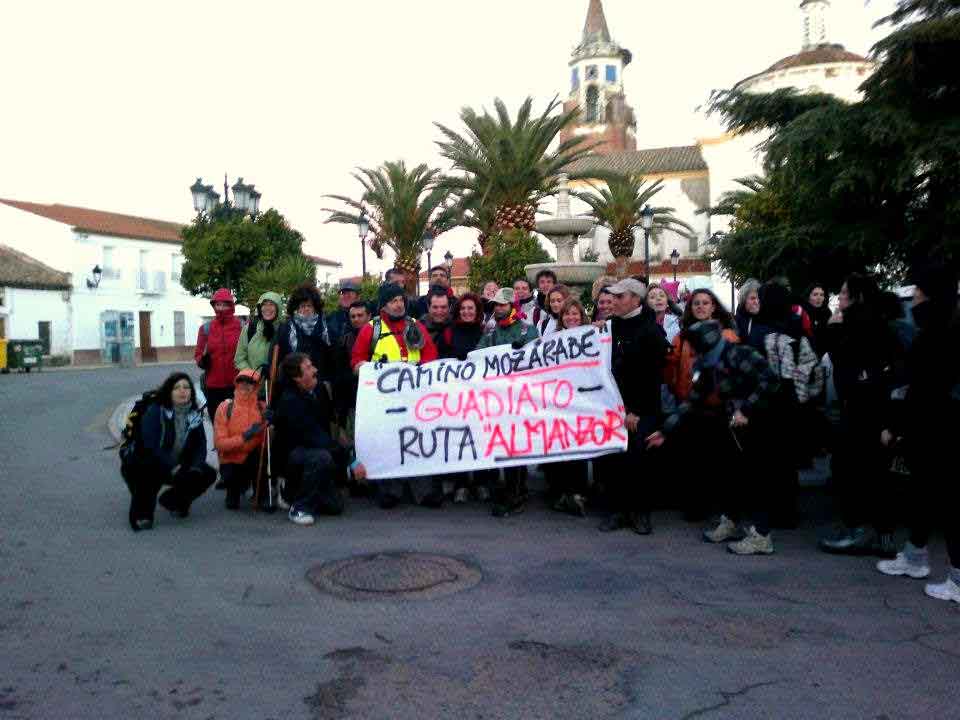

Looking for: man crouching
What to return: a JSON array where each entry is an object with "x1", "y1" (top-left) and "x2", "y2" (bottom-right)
[{"x1": 274, "y1": 352, "x2": 366, "y2": 525}]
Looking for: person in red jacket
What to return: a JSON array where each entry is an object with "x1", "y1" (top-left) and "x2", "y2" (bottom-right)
[
  {"x1": 195, "y1": 288, "x2": 243, "y2": 422},
  {"x1": 351, "y1": 283, "x2": 438, "y2": 372}
]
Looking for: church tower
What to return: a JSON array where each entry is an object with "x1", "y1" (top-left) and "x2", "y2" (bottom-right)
[{"x1": 559, "y1": 0, "x2": 637, "y2": 155}]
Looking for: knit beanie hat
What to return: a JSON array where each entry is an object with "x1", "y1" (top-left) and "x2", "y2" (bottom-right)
[
  {"x1": 378, "y1": 282, "x2": 406, "y2": 309},
  {"x1": 687, "y1": 320, "x2": 723, "y2": 355}
]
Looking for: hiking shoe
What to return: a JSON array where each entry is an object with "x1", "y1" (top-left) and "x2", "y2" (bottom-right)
[
  {"x1": 728, "y1": 527, "x2": 774, "y2": 555},
  {"x1": 158, "y1": 491, "x2": 188, "y2": 518},
  {"x1": 474, "y1": 486, "x2": 490, "y2": 502},
  {"x1": 819, "y1": 526, "x2": 875, "y2": 555},
  {"x1": 131, "y1": 518, "x2": 153, "y2": 532},
  {"x1": 225, "y1": 489, "x2": 241, "y2": 511},
  {"x1": 924, "y1": 577, "x2": 960, "y2": 604},
  {"x1": 877, "y1": 552, "x2": 930, "y2": 579},
  {"x1": 552, "y1": 494, "x2": 572, "y2": 513},
  {"x1": 598, "y1": 513, "x2": 627, "y2": 532},
  {"x1": 454, "y1": 488, "x2": 469, "y2": 504},
  {"x1": 630, "y1": 512, "x2": 653, "y2": 536},
  {"x1": 420, "y1": 492, "x2": 445, "y2": 509},
  {"x1": 491, "y1": 495, "x2": 525, "y2": 518},
  {"x1": 288, "y1": 507, "x2": 315, "y2": 526},
  {"x1": 569, "y1": 494, "x2": 587, "y2": 518},
  {"x1": 704, "y1": 515, "x2": 742, "y2": 544}
]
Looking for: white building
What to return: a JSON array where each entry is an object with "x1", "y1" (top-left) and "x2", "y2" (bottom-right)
[
  {"x1": 0, "y1": 199, "x2": 231, "y2": 364},
  {"x1": 0, "y1": 244, "x2": 73, "y2": 357},
  {"x1": 556, "y1": 0, "x2": 874, "y2": 290}
]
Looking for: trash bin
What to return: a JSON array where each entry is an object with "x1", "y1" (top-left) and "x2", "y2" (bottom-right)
[
  {"x1": 7, "y1": 339, "x2": 43, "y2": 373},
  {"x1": 0, "y1": 339, "x2": 7, "y2": 373}
]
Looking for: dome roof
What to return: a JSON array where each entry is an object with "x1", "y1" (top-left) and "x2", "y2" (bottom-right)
[{"x1": 763, "y1": 43, "x2": 868, "y2": 73}]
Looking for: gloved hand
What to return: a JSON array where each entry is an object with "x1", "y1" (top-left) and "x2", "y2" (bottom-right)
[{"x1": 242, "y1": 423, "x2": 263, "y2": 442}]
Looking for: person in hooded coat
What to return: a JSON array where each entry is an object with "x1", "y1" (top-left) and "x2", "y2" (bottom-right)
[
  {"x1": 235, "y1": 291, "x2": 282, "y2": 373},
  {"x1": 276, "y1": 283, "x2": 336, "y2": 394},
  {"x1": 214, "y1": 369, "x2": 267, "y2": 510},
  {"x1": 876, "y1": 265, "x2": 960, "y2": 605},
  {"x1": 195, "y1": 288, "x2": 243, "y2": 421}
]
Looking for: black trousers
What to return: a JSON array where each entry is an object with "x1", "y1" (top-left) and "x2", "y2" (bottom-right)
[
  {"x1": 907, "y1": 434, "x2": 959, "y2": 567},
  {"x1": 121, "y1": 459, "x2": 216, "y2": 528},
  {"x1": 204, "y1": 386, "x2": 234, "y2": 423},
  {"x1": 602, "y1": 415, "x2": 657, "y2": 516},
  {"x1": 830, "y1": 411, "x2": 895, "y2": 531},
  {"x1": 544, "y1": 460, "x2": 588, "y2": 498},
  {"x1": 220, "y1": 453, "x2": 260, "y2": 495},
  {"x1": 286, "y1": 448, "x2": 344, "y2": 516}
]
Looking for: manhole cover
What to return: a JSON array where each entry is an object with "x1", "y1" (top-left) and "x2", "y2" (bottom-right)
[{"x1": 308, "y1": 552, "x2": 482, "y2": 601}]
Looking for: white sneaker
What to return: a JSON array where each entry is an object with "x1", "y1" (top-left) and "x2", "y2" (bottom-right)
[
  {"x1": 877, "y1": 552, "x2": 930, "y2": 579},
  {"x1": 288, "y1": 507, "x2": 315, "y2": 526},
  {"x1": 924, "y1": 577, "x2": 960, "y2": 604},
  {"x1": 703, "y1": 515, "x2": 742, "y2": 544},
  {"x1": 454, "y1": 488, "x2": 469, "y2": 504},
  {"x1": 727, "y1": 526, "x2": 774, "y2": 555}
]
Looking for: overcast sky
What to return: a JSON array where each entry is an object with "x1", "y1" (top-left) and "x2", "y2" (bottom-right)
[{"x1": 0, "y1": 0, "x2": 898, "y2": 278}]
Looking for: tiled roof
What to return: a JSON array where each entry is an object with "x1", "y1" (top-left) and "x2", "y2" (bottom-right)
[
  {"x1": 736, "y1": 44, "x2": 871, "y2": 88},
  {"x1": 0, "y1": 243, "x2": 72, "y2": 291},
  {"x1": 583, "y1": 0, "x2": 612, "y2": 44},
  {"x1": 306, "y1": 254, "x2": 342, "y2": 268},
  {"x1": 0, "y1": 199, "x2": 185, "y2": 244},
  {"x1": 566, "y1": 145, "x2": 708, "y2": 177},
  {"x1": 420, "y1": 257, "x2": 471, "y2": 280}
]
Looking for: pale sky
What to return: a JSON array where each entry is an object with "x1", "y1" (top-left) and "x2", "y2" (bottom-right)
[{"x1": 0, "y1": 0, "x2": 897, "y2": 278}]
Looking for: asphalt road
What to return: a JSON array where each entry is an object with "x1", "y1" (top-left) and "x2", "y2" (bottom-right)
[{"x1": 1, "y1": 365, "x2": 958, "y2": 719}]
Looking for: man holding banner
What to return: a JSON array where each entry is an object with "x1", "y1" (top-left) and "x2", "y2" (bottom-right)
[
  {"x1": 598, "y1": 278, "x2": 670, "y2": 536},
  {"x1": 354, "y1": 286, "x2": 630, "y2": 518}
]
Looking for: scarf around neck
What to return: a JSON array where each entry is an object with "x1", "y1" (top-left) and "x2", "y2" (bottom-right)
[
  {"x1": 498, "y1": 308, "x2": 520, "y2": 328},
  {"x1": 289, "y1": 312, "x2": 328, "y2": 351}
]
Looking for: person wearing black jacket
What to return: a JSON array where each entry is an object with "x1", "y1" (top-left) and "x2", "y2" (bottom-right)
[
  {"x1": 120, "y1": 372, "x2": 216, "y2": 531},
  {"x1": 420, "y1": 288, "x2": 455, "y2": 359},
  {"x1": 274, "y1": 353, "x2": 366, "y2": 525},
  {"x1": 598, "y1": 278, "x2": 669, "y2": 535},
  {"x1": 877, "y1": 266, "x2": 960, "y2": 604},
  {"x1": 325, "y1": 280, "x2": 362, "y2": 346},
  {"x1": 447, "y1": 292, "x2": 485, "y2": 361},
  {"x1": 277, "y1": 283, "x2": 336, "y2": 387}
]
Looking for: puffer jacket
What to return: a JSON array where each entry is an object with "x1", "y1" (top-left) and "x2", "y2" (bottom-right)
[
  {"x1": 140, "y1": 403, "x2": 207, "y2": 473},
  {"x1": 196, "y1": 288, "x2": 242, "y2": 389},
  {"x1": 213, "y1": 369, "x2": 266, "y2": 465},
  {"x1": 235, "y1": 291, "x2": 282, "y2": 372}
]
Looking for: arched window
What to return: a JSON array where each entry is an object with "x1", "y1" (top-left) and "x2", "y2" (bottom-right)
[{"x1": 585, "y1": 86, "x2": 600, "y2": 123}]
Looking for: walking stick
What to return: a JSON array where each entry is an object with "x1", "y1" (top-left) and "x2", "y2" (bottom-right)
[{"x1": 253, "y1": 345, "x2": 280, "y2": 511}]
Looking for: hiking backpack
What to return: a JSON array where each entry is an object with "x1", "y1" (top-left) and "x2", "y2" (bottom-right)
[{"x1": 118, "y1": 390, "x2": 161, "y2": 463}]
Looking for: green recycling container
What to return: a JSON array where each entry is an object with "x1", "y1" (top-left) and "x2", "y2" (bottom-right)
[{"x1": 7, "y1": 339, "x2": 44, "y2": 373}]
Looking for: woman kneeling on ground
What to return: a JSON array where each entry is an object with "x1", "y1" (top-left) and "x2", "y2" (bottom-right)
[
  {"x1": 214, "y1": 369, "x2": 268, "y2": 510},
  {"x1": 121, "y1": 372, "x2": 216, "y2": 531}
]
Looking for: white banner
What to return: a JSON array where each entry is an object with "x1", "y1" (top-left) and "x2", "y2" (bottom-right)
[{"x1": 355, "y1": 324, "x2": 627, "y2": 480}]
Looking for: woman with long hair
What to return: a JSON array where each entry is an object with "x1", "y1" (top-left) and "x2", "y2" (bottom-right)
[
  {"x1": 801, "y1": 282, "x2": 832, "y2": 357},
  {"x1": 448, "y1": 292, "x2": 485, "y2": 361},
  {"x1": 120, "y1": 372, "x2": 216, "y2": 531},
  {"x1": 538, "y1": 284, "x2": 572, "y2": 336},
  {"x1": 277, "y1": 283, "x2": 335, "y2": 387},
  {"x1": 647, "y1": 284, "x2": 681, "y2": 343}
]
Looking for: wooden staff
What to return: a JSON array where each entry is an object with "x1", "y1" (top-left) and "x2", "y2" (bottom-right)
[{"x1": 253, "y1": 344, "x2": 280, "y2": 510}]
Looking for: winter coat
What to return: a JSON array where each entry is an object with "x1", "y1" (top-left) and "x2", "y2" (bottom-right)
[
  {"x1": 656, "y1": 313, "x2": 681, "y2": 344},
  {"x1": 802, "y1": 302, "x2": 832, "y2": 357},
  {"x1": 515, "y1": 296, "x2": 538, "y2": 323},
  {"x1": 325, "y1": 307, "x2": 350, "y2": 346},
  {"x1": 476, "y1": 312, "x2": 538, "y2": 350},
  {"x1": 277, "y1": 315, "x2": 335, "y2": 383},
  {"x1": 213, "y1": 371, "x2": 265, "y2": 465},
  {"x1": 664, "y1": 342, "x2": 780, "y2": 433},
  {"x1": 334, "y1": 326, "x2": 361, "y2": 415},
  {"x1": 537, "y1": 314, "x2": 560, "y2": 337},
  {"x1": 274, "y1": 384, "x2": 342, "y2": 459},
  {"x1": 735, "y1": 310, "x2": 764, "y2": 351},
  {"x1": 664, "y1": 328, "x2": 740, "y2": 403},
  {"x1": 448, "y1": 322, "x2": 484, "y2": 360},
  {"x1": 350, "y1": 312, "x2": 439, "y2": 370},
  {"x1": 235, "y1": 291, "x2": 282, "y2": 372},
  {"x1": 195, "y1": 288, "x2": 242, "y2": 389},
  {"x1": 420, "y1": 314, "x2": 455, "y2": 359},
  {"x1": 610, "y1": 311, "x2": 670, "y2": 422},
  {"x1": 139, "y1": 403, "x2": 208, "y2": 474}
]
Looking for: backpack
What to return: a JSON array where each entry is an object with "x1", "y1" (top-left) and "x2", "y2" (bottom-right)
[
  {"x1": 764, "y1": 333, "x2": 824, "y2": 405},
  {"x1": 119, "y1": 390, "x2": 161, "y2": 463}
]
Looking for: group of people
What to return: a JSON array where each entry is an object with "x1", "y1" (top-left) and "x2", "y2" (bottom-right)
[{"x1": 119, "y1": 262, "x2": 960, "y2": 606}]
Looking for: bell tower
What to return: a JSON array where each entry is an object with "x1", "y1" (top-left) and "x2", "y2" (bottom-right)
[
  {"x1": 800, "y1": 0, "x2": 831, "y2": 50},
  {"x1": 559, "y1": 0, "x2": 637, "y2": 155}
]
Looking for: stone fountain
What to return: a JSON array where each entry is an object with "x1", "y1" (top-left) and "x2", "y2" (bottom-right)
[{"x1": 526, "y1": 176, "x2": 606, "y2": 291}]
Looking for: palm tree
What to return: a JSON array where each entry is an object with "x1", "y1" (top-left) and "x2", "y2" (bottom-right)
[
  {"x1": 702, "y1": 175, "x2": 769, "y2": 222},
  {"x1": 324, "y1": 160, "x2": 454, "y2": 295},
  {"x1": 574, "y1": 174, "x2": 697, "y2": 277},
  {"x1": 435, "y1": 96, "x2": 597, "y2": 251}
]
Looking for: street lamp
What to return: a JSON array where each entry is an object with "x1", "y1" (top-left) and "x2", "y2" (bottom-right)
[
  {"x1": 640, "y1": 205, "x2": 655, "y2": 279},
  {"x1": 357, "y1": 211, "x2": 370, "y2": 278},
  {"x1": 190, "y1": 178, "x2": 207, "y2": 215},
  {"x1": 190, "y1": 176, "x2": 256, "y2": 217},
  {"x1": 444, "y1": 250, "x2": 454, "y2": 272},
  {"x1": 422, "y1": 229, "x2": 435, "y2": 278},
  {"x1": 670, "y1": 249, "x2": 680, "y2": 282}
]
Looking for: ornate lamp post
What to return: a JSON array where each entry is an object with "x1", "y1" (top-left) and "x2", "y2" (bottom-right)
[
  {"x1": 422, "y1": 229, "x2": 435, "y2": 274},
  {"x1": 444, "y1": 250, "x2": 454, "y2": 272},
  {"x1": 190, "y1": 176, "x2": 257, "y2": 218},
  {"x1": 357, "y1": 211, "x2": 370, "y2": 278},
  {"x1": 641, "y1": 205, "x2": 654, "y2": 280},
  {"x1": 670, "y1": 248, "x2": 681, "y2": 282}
]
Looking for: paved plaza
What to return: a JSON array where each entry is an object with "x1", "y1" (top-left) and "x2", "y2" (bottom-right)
[{"x1": 1, "y1": 365, "x2": 958, "y2": 719}]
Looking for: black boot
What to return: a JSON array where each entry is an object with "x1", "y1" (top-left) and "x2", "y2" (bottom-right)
[
  {"x1": 598, "y1": 513, "x2": 627, "y2": 532},
  {"x1": 629, "y1": 511, "x2": 653, "y2": 536}
]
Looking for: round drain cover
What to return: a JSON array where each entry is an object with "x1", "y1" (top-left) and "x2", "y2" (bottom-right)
[{"x1": 308, "y1": 552, "x2": 482, "y2": 601}]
